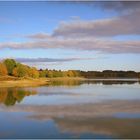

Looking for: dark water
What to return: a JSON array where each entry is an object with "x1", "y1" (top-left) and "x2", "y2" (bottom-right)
[{"x1": 0, "y1": 79, "x2": 140, "y2": 138}]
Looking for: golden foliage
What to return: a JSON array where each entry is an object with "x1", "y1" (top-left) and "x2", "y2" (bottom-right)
[{"x1": 0, "y1": 63, "x2": 8, "y2": 76}]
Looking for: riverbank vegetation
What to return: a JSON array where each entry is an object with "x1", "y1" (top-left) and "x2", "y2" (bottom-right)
[{"x1": 0, "y1": 59, "x2": 140, "y2": 80}]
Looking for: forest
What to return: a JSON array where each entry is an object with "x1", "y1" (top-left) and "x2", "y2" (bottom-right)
[{"x1": 0, "y1": 59, "x2": 140, "y2": 79}]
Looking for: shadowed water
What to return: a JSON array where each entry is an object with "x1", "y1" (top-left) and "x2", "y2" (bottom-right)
[{"x1": 0, "y1": 79, "x2": 140, "y2": 138}]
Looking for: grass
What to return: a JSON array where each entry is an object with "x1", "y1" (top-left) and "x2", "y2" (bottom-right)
[{"x1": 0, "y1": 76, "x2": 49, "y2": 88}]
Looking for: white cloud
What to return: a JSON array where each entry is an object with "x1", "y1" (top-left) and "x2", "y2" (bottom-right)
[
  {"x1": 15, "y1": 57, "x2": 96, "y2": 63},
  {"x1": 26, "y1": 33, "x2": 51, "y2": 39},
  {"x1": 53, "y1": 10, "x2": 140, "y2": 37},
  {"x1": 0, "y1": 38, "x2": 140, "y2": 54},
  {"x1": 0, "y1": 4, "x2": 140, "y2": 54}
]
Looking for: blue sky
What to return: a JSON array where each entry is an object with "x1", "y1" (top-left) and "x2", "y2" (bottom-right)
[{"x1": 0, "y1": 1, "x2": 140, "y2": 71}]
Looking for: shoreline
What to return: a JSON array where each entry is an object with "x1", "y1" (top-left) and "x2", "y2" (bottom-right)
[
  {"x1": 0, "y1": 76, "x2": 86, "y2": 88},
  {"x1": 47, "y1": 77, "x2": 86, "y2": 81},
  {"x1": 0, "y1": 79, "x2": 49, "y2": 88},
  {"x1": 0, "y1": 76, "x2": 139, "y2": 88}
]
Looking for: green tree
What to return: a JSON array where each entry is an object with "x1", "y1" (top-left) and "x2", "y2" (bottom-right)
[
  {"x1": 4, "y1": 59, "x2": 17, "y2": 75},
  {"x1": 39, "y1": 70, "x2": 47, "y2": 77},
  {"x1": 46, "y1": 70, "x2": 53, "y2": 78}
]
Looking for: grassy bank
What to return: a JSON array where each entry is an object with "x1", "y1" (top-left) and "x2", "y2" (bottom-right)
[{"x1": 0, "y1": 76, "x2": 49, "y2": 88}]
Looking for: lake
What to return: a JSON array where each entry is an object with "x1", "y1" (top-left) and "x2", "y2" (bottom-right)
[{"x1": 0, "y1": 79, "x2": 140, "y2": 139}]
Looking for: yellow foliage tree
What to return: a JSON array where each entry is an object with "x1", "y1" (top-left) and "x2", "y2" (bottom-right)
[
  {"x1": 0, "y1": 63, "x2": 8, "y2": 76},
  {"x1": 12, "y1": 64, "x2": 29, "y2": 77},
  {"x1": 28, "y1": 67, "x2": 39, "y2": 78},
  {"x1": 67, "y1": 70, "x2": 74, "y2": 77}
]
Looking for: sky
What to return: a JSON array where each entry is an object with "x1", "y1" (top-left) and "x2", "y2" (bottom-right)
[{"x1": 0, "y1": 1, "x2": 140, "y2": 71}]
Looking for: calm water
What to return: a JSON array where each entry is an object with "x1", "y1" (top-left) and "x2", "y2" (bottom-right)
[{"x1": 0, "y1": 79, "x2": 140, "y2": 138}]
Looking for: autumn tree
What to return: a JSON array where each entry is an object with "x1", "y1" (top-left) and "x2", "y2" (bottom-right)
[
  {"x1": 12, "y1": 64, "x2": 29, "y2": 77},
  {"x1": 71, "y1": 70, "x2": 80, "y2": 77},
  {"x1": 0, "y1": 63, "x2": 8, "y2": 76},
  {"x1": 67, "y1": 70, "x2": 75, "y2": 77},
  {"x1": 62, "y1": 71, "x2": 68, "y2": 77},
  {"x1": 28, "y1": 67, "x2": 39, "y2": 78}
]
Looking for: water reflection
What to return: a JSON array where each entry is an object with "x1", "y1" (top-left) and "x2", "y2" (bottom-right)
[
  {"x1": 0, "y1": 88, "x2": 37, "y2": 106},
  {"x1": 49, "y1": 79, "x2": 140, "y2": 86},
  {"x1": 0, "y1": 99, "x2": 140, "y2": 138},
  {"x1": 55, "y1": 116, "x2": 140, "y2": 138},
  {"x1": 0, "y1": 79, "x2": 140, "y2": 106},
  {"x1": 49, "y1": 80, "x2": 82, "y2": 86},
  {"x1": 0, "y1": 79, "x2": 140, "y2": 138}
]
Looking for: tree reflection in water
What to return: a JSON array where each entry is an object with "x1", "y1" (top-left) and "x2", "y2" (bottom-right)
[
  {"x1": 0, "y1": 88, "x2": 37, "y2": 106},
  {"x1": 0, "y1": 79, "x2": 139, "y2": 106},
  {"x1": 49, "y1": 79, "x2": 139, "y2": 87}
]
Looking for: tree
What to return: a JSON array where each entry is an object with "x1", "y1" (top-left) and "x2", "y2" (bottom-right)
[
  {"x1": 71, "y1": 70, "x2": 80, "y2": 77},
  {"x1": 0, "y1": 63, "x2": 8, "y2": 76},
  {"x1": 28, "y1": 67, "x2": 39, "y2": 78},
  {"x1": 62, "y1": 71, "x2": 68, "y2": 77},
  {"x1": 46, "y1": 71, "x2": 53, "y2": 78},
  {"x1": 4, "y1": 59, "x2": 17, "y2": 75},
  {"x1": 12, "y1": 64, "x2": 29, "y2": 77},
  {"x1": 39, "y1": 70, "x2": 47, "y2": 77},
  {"x1": 67, "y1": 70, "x2": 74, "y2": 77},
  {"x1": 138, "y1": 72, "x2": 140, "y2": 79}
]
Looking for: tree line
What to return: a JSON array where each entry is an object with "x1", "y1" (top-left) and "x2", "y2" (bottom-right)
[
  {"x1": 80, "y1": 70, "x2": 140, "y2": 79},
  {"x1": 0, "y1": 59, "x2": 140, "y2": 79},
  {"x1": 0, "y1": 59, "x2": 80, "y2": 78}
]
